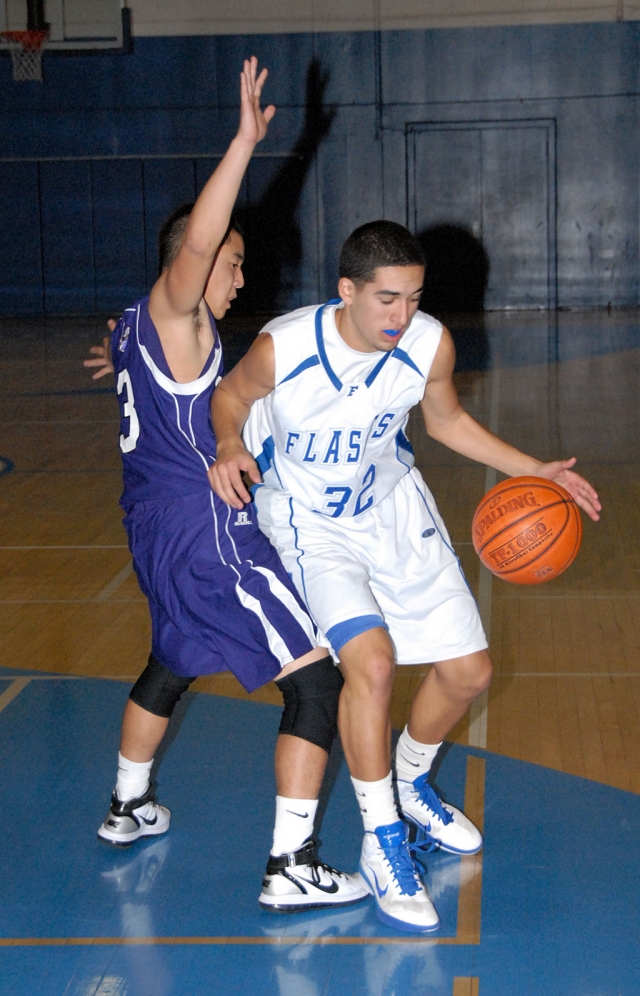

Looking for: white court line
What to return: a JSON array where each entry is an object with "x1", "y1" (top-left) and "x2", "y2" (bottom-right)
[
  {"x1": 468, "y1": 366, "x2": 501, "y2": 750},
  {"x1": 94, "y1": 562, "x2": 134, "y2": 602},
  {"x1": 0, "y1": 677, "x2": 31, "y2": 713}
]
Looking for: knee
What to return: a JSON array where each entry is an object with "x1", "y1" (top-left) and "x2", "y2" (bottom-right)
[
  {"x1": 463, "y1": 652, "x2": 493, "y2": 699},
  {"x1": 276, "y1": 655, "x2": 343, "y2": 753},
  {"x1": 343, "y1": 651, "x2": 395, "y2": 702},
  {"x1": 442, "y1": 652, "x2": 492, "y2": 702},
  {"x1": 129, "y1": 654, "x2": 195, "y2": 718}
]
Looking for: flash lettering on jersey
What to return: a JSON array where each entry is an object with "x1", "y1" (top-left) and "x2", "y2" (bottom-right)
[
  {"x1": 323, "y1": 430, "x2": 343, "y2": 464},
  {"x1": 302, "y1": 432, "x2": 319, "y2": 463},
  {"x1": 371, "y1": 412, "x2": 396, "y2": 438},
  {"x1": 347, "y1": 385, "x2": 359, "y2": 396},
  {"x1": 347, "y1": 429, "x2": 362, "y2": 463},
  {"x1": 286, "y1": 431, "x2": 300, "y2": 454}
]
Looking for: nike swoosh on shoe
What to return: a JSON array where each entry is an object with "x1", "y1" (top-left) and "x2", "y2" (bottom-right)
[
  {"x1": 295, "y1": 876, "x2": 340, "y2": 894},
  {"x1": 369, "y1": 866, "x2": 388, "y2": 898}
]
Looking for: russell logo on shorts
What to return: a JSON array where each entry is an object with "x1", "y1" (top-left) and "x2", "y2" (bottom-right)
[{"x1": 234, "y1": 510, "x2": 252, "y2": 526}]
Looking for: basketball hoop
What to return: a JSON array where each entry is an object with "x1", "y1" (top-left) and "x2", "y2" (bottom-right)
[{"x1": 1, "y1": 29, "x2": 49, "y2": 82}]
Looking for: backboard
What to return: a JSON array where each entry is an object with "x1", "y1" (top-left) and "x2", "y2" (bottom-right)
[{"x1": 1, "y1": 0, "x2": 127, "y2": 50}]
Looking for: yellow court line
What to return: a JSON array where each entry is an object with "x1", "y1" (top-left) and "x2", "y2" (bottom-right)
[
  {"x1": 0, "y1": 756, "x2": 486, "y2": 948},
  {"x1": 453, "y1": 978, "x2": 480, "y2": 996},
  {"x1": 0, "y1": 678, "x2": 31, "y2": 714}
]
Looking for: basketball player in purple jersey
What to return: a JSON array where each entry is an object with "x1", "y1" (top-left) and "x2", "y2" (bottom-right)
[{"x1": 83, "y1": 58, "x2": 367, "y2": 912}]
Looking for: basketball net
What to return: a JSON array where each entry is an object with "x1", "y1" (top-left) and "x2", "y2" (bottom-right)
[{"x1": 1, "y1": 29, "x2": 48, "y2": 82}]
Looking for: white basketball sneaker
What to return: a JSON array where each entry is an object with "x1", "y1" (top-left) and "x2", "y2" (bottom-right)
[
  {"x1": 259, "y1": 838, "x2": 369, "y2": 912},
  {"x1": 97, "y1": 789, "x2": 171, "y2": 846},
  {"x1": 359, "y1": 821, "x2": 440, "y2": 933},
  {"x1": 398, "y1": 773, "x2": 483, "y2": 855}
]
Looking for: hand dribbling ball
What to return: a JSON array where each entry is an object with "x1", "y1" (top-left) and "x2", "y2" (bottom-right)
[{"x1": 472, "y1": 476, "x2": 582, "y2": 584}]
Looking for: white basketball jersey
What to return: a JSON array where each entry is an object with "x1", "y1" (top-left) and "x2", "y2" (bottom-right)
[{"x1": 244, "y1": 300, "x2": 443, "y2": 518}]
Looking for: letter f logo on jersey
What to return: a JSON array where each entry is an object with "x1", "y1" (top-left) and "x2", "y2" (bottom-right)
[{"x1": 235, "y1": 511, "x2": 251, "y2": 526}]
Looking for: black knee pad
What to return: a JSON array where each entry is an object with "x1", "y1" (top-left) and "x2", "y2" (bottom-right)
[
  {"x1": 129, "y1": 653, "x2": 196, "y2": 719},
  {"x1": 276, "y1": 655, "x2": 343, "y2": 753}
]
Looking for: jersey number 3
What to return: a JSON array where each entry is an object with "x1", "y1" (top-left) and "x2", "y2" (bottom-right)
[{"x1": 117, "y1": 369, "x2": 140, "y2": 453}]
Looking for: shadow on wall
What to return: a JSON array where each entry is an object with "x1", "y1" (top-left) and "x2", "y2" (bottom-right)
[
  {"x1": 416, "y1": 224, "x2": 491, "y2": 373},
  {"x1": 235, "y1": 58, "x2": 335, "y2": 316}
]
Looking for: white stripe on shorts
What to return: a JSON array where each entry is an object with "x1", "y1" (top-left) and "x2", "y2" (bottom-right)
[
  {"x1": 231, "y1": 566, "x2": 296, "y2": 667},
  {"x1": 250, "y1": 563, "x2": 318, "y2": 645}
]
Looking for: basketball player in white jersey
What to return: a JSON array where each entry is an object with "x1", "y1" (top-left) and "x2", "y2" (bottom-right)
[
  {"x1": 83, "y1": 59, "x2": 367, "y2": 913},
  {"x1": 208, "y1": 221, "x2": 601, "y2": 932}
]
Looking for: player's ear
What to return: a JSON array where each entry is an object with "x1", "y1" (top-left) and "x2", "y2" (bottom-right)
[{"x1": 337, "y1": 276, "x2": 357, "y2": 305}]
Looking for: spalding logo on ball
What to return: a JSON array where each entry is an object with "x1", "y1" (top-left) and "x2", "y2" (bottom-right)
[{"x1": 472, "y1": 476, "x2": 582, "y2": 584}]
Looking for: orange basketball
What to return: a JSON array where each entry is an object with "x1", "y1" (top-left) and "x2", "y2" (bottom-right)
[{"x1": 472, "y1": 476, "x2": 582, "y2": 584}]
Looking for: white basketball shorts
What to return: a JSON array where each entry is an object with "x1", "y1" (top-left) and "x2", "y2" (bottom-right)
[{"x1": 254, "y1": 467, "x2": 487, "y2": 665}]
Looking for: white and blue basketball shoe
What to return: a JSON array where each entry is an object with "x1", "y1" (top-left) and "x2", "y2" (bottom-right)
[
  {"x1": 359, "y1": 821, "x2": 440, "y2": 932},
  {"x1": 398, "y1": 773, "x2": 483, "y2": 855}
]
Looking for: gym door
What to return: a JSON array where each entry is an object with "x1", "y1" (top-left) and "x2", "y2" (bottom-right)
[{"x1": 407, "y1": 120, "x2": 556, "y2": 310}]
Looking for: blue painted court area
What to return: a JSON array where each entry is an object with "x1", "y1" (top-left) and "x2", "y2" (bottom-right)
[{"x1": 0, "y1": 674, "x2": 638, "y2": 995}]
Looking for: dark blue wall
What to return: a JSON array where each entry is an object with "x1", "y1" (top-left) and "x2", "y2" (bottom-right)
[{"x1": 1, "y1": 23, "x2": 638, "y2": 313}]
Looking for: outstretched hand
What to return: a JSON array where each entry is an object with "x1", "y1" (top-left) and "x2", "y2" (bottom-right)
[
  {"x1": 208, "y1": 444, "x2": 262, "y2": 509},
  {"x1": 237, "y1": 56, "x2": 276, "y2": 146},
  {"x1": 83, "y1": 330, "x2": 114, "y2": 380},
  {"x1": 536, "y1": 457, "x2": 601, "y2": 521}
]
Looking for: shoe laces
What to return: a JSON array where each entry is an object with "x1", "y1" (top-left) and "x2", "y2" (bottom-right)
[
  {"x1": 413, "y1": 775, "x2": 453, "y2": 826},
  {"x1": 306, "y1": 857, "x2": 345, "y2": 883},
  {"x1": 376, "y1": 828, "x2": 421, "y2": 897}
]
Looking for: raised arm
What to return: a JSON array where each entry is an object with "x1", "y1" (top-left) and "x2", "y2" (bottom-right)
[
  {"x1": 421, "y1": 328, "x2": 601, "y2": 521},
  {"x1": 150, "y1": 58, "x2": 275, "y2": 324},
  {"x1": 208, "y1": 332, "x2": 276, "y2": 508}
]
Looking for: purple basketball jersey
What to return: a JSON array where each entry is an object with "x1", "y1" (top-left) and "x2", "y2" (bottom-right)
[
  {"x1": 111, "y1": 296, "x2": 223, "y2": 510},
  {"x1": 110, "y1": 295, "x2": 318, "y2": 685}
]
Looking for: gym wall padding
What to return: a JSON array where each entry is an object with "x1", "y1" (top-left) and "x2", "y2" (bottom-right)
[{"x1": 0, "y1": 22, "x2": 638, "y2": 314}]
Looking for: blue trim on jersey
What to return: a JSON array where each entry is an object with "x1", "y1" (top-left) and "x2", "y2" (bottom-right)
[
  {"x1": 315, "y1": 303, "x2": 343, "y2": 393},
  {"x1": 278, "y1": 355, "x2": 320, "y2": 386},
  {"x1": 256, "y1": 436, "x2": 275, "y2": 476},
  {"x1": 327, "y1": 614, "x2": 388, "y2": 653},
  {"x1": 392, "y1": 349, "x2": 423, "y2": 378},
  {"x1": 364, "y1": 351, "x2": 392, "y2": 387},
  {"x1": 395, "y1": 429, "x2": 414, "y2": 469},
  {"x1": 288, "y1": 497, "x2": 311, "y2": 606},
  {"x1": 412, "y1": 478, "x2": 474, "y2": 597}
]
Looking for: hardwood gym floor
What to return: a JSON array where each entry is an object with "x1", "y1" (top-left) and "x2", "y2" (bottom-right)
[{"x1": 0, "y1": 308, "x2": 638, "y2": 793}]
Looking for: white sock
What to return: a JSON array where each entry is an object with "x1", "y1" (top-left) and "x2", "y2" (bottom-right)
[
  {"x1": 271, "y1": 796, "x2": 318, "y2": 856},
  {"x1": 395, "y1": 727, "x2": 442, "y2": 783},
  {"x1": 115, "y1": 752, "x2": 153, "y2": 802},
  {"x1": 350, "y1": 772, "x2": 400, "y2": 833}
]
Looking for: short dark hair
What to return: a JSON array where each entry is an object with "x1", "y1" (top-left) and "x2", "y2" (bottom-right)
[
  {"x1": 339, "y1": 221, "x2": 425, "y2": 286},
  {"x1": 157, "y1": 206, "x2": 245, "y2": 276}
]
